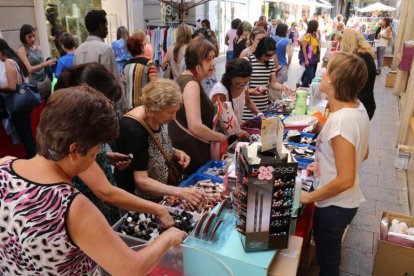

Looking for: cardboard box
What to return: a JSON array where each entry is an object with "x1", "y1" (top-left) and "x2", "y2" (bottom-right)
[
  {"x1": 236, "y1": 144, "x2": 298, "y2": 252},
  {"x1": 382, "y1": 55, "x2": 393, "y2": 68},
  {"x1": 373, "y1": 211, "x2": 414, "y2": 276},
  {"x1": 385, "y1": 71, "x2": 397, "y2": 88},
  {"x1": 268, "y1": 235, "x2": 303, "y2": 276}
]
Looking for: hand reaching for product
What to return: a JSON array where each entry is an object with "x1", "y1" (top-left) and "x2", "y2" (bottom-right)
[
  {"x1": 157, "y1": 207, "x2": 175, "y2": 228},
  {"x1": 178, "y1": 187, "x2": 205, "y2": 206},
  {"x1": 160, "y1": 227, "x2": 188, "y2": 246}
]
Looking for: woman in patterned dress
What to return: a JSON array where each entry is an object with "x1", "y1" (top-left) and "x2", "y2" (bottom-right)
[
  {"x1": 0, "y1": 86, "x2": 187, "y2": 275},
  {"x1": 115, "y1": 78, "x2": 204, "y2": 204}
]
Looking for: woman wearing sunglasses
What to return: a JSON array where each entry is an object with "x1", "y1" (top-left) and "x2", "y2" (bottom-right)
[
  {"x1": 243, "y1": 36, "x2": 293, "y2": 121},
  {"x1": 210, "y1": 58, "x2": 259, "y2": 141}
]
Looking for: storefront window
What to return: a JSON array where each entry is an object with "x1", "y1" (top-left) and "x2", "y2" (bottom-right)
[{"x1": 43, "y1": 0, "x2": 102, "y2": 57}]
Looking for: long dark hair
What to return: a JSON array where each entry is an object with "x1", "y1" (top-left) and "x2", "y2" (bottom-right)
[
  {"x1": 306, "y1": 20, "x2": 319, "y2": 34},
  {"x1": 0, "y1": 38, "x2": 29, "y2": 77},
  {"x1": 55, "y1": 62, "x2": 122, "y2": 102},
  {"x1": 222, "y1": 58, "x2": 252, "y2": 104}
]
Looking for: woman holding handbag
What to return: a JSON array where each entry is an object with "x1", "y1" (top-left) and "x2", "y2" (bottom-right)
[
  {"x1": 300, "y1": 20, "x2": 320, "y2": 87},
  {"x1": 0, "y1": 38, "x2": 36, "y2": 158},
  {"x1": 115, "y1": 78, "x2": 204, "y2": 204}
]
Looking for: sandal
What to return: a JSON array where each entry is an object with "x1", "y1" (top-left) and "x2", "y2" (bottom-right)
[{"x1": 376, "y1": 69, "x2": 381, "y2": 75}]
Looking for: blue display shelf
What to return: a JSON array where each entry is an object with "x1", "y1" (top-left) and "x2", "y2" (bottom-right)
[{"x1": 196, "y1": 160, "x2": 226, "y2": 176}]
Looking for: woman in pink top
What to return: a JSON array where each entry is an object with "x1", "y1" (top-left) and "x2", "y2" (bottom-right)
[{"x1": 225, "y1": 18, "x2": 241, "y2": 64}]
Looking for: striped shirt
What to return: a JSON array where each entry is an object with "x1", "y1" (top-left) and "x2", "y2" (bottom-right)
[{"x1": 242, "y1": 54, "x2": 275, "y2": 121}]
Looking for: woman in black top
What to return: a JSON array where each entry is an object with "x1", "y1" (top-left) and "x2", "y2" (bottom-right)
[
  {"x1": 340, "y1": 29, "x2": 376, "y2": 120},
  {"x1": 232, "y1": 21, "x2": 252, "y2": 59}
]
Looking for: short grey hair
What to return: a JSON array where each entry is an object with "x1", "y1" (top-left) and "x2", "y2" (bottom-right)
[{"x1": 141, "y1": 79, "x2": 182, "y2": 112}]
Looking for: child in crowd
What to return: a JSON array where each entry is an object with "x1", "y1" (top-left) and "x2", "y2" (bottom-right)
[{"x1": 55, "y1": 32, "x2": 76, "y2": 78}]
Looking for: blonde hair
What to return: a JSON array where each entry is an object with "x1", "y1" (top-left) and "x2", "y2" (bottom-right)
[
  {"x1": 336, "y1": 22, "x2": 344, "y2": 32},
  {"x1": 340, "y1": 28, "x2": 375, "y2": 58},
  {"x1": 141, "y1": 79, "x2": 182, "y2": 112},
  {"x1": 133, "y1": 30, "x2": 148, "y2": 43},
  {"x1": 174, "y1": 24, "x2": 193, "y2": 63},
  {"x1": 247, "y1": 27, "x2": 266, "y2": 46}
]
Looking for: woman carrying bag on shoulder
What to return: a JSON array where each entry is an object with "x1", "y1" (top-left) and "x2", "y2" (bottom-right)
[
  {"x1": 115, "y1": 78, "x2": 204, "y2": 204},
  {"x1": 0, "y1": 38, "x2": 37, "y2": 158},
  {"x1": 300, "y1": 20, "x2": 320, "y2": 87}
]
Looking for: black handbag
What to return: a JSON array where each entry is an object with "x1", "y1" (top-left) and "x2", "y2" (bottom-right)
[{"x1": 0, "y1": 60, "x2": 41, "y2": 114}]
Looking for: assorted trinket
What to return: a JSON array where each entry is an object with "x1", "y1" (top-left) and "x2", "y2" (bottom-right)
[
  {"x1": 161, "y1": 180, "x2": 224, "y2": 214},
  {"x1": 118, "y1": 211, "x2": 197, "y2": 241}
]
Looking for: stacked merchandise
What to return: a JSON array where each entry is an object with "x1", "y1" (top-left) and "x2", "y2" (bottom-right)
[{"x1": 234, "y1": 144, "x2": 298, "y2": 251}]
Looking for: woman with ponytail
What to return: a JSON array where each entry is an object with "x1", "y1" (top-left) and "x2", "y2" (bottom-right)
[{"x1": 209, "y1": 58, "x2": 259, "y2": 140}]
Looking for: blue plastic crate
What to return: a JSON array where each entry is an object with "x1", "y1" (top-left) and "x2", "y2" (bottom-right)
[
  {"x1": 287, "y1": 142, "x2": 317, "y2": 150},
  {"x1": 179, "y1": 173, "x2": 223, "y2": 188},
  {"x1": 196, "y1": 160, "x2": 226, "y2": 176},
  {"x1": 295, "y1": 156, "x2": 313, "y2": 170}
]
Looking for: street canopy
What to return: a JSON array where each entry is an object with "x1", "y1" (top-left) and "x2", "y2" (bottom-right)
[{"x1": 357, "y1": 2, "x2": 396, "y2": 13}]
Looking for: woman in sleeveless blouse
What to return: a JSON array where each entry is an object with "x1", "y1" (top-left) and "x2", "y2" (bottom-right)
[
  {"x1": 169, "y1": 36, "x2": 226, "y2": 175},
  {"x1": 0, "y1": 86, "x2": 187, "y2": 275},
  {"x1": 17, "y1": 24, "x2": 56, "y2": 100}
]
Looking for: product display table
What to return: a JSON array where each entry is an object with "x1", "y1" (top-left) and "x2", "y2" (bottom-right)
[{"x1": 184, "y1": 211, "x2": 303, "y2": 276}]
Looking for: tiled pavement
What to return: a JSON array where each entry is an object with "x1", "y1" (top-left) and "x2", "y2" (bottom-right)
[{"x1": 214, "y1": 50, "x2": 410, "y2": 276}]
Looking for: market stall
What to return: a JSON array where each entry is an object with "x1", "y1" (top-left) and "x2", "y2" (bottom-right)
[{"x1": 95, "y1": 82, "x2": 328, "y2": 275}]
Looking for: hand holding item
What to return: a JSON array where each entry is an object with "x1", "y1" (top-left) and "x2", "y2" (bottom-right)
[
  {"x1": 157, "y1": 207, "x2": 175, "y2": 228},
  {"x1": 106, "y1": 152, "x2": 131, "y2": 171},
  {"x1": 237, "y1": 130, "x2": 251, "y2": 140},
  {"x1": 178, "y1": 187, "x2": 205, "y2": 206},
  {"x1": 173, "y1": 149, "x2": 191, "y2": 169},
  {"x1": 160, "y1": 227, "x2": 188, "y2": 246},
  {"x1": 306, "y1": 162, "x2": 315, "y2": 175},
  {"x1": 46, "y1": 58, "x2": 57, "y2": 66},
  {"x1": 300, "y1": 191, "x2": 313, "y2": 204},
  {"x1": 252, "y1": 86, "x2": 268, "y2": 95}
]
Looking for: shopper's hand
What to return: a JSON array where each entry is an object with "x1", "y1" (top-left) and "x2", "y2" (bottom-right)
[
  {"x1": 283, "y1": 85, "x2": 296, "y2": 95},
  {"x1": 300, "y1": 191, "x2": 313, "y2": 204},
  {"x1": 216, "y1": 132, "x2": 226, "y2": 142},
  {"x1": 178, "y1": 187, "x2": 205, "y2": 206},
  {"x1": 306, "y1": 162, "x2": 315, "y2": 174},
  {"x1": 157, "y1": 207, "x2": 175, "y2": 228},
  {"x1": 160, "y1": 227, "x2": 188, "y2": 246},
  {"x1": 173, "y1": 149, "x2": 191, "y2": 169},
  {"x1": 46, "y1": 58, "x2": 56, "y2": 66},
  {"x1": 305, "y1": 60, "x2": 309, "y2": 67},
  {"x1": 106, "y1": 152, "x2": 131, "y2": 171},
  {"x1": 0, "y1": 156, "x2": 17, "y2": 164},
  {"x1": 237, "y1": 130, "x2": 251, "y2": 140}
]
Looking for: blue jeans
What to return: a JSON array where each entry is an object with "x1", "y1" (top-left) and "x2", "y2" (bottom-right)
[
  {"x1": 377, "y1": 46, "x2": 386, "y2": 69},
  {"x1": 11, "y1": 112, "x2": 36, "y2": 158},
  {"x1": 301, "y1": 63, "x2": 317, "y2": 87},
  {"x1": 313, "y1": 205, "x2": 358, "y2": 276},
  {"x1": 226, "y1": 51, "x2": 234, "y2": 64}
]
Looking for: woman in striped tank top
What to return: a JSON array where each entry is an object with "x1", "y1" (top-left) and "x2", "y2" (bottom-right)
[{"x1": 243, "y1": 36, "x2": 293, "y2": 121}]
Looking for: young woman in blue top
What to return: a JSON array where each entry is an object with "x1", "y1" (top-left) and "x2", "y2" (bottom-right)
[{"x1": 272, "y1": 23, "x2": 292, "y2": 84}]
